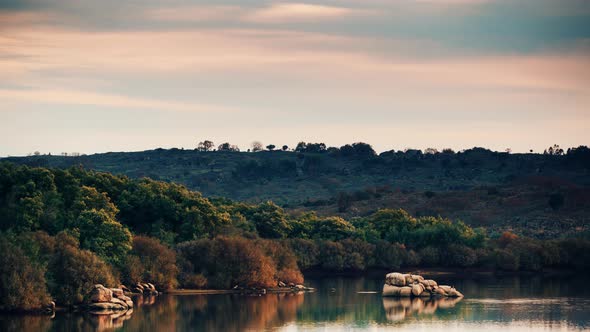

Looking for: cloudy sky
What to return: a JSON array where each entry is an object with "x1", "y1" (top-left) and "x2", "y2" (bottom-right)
[{"x1": 1, "y1": 0, "x2": 589, "y2": 156}]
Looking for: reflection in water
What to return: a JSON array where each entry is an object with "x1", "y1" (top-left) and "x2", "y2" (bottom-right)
[
  {"x1": 1, "y1": 275, "x2": 589, "y2": 331},
  {"x1": 382, "y1": 297, "x2": 463, "y2": 321}
]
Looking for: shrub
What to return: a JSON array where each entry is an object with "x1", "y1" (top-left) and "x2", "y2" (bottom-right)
[
  {"x1": 286, "y1": 239, "x2": 319, "y2": 270},
  {"x1": 125, "y1": 236, "x2": 178, "y2": 290},
  {"x1": 373, "y1": 241, "x2": 405, "y2": 269},
  {"x1": 177, "y1": 237, "x2": 278, "y2": 289},
  {"x1": 444, "y1": 244, "x2": 477, "y2": 267},
  {"x1": 0, "y1": 237, "x2": 51, "y2": 312},
  {"x1": 276, "y1": 268, "x2": 304, "y2": 285},
  {"x1": 418, "y1": 246, "x2": 440, "y2": 266},
  {"x1": 48, "y1": 232, "x2": 117, "y2": 306}
]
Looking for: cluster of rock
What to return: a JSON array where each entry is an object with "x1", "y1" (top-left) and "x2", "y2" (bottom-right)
[
  {"x1": 382, "y1": 272, "x2": 463, "y2": 298},
  {"x1": 87, "y1": 285, "x2": 135, "y2": 312},
  {"x1": 125, "y1": 282, "x2": 159, "y2": 296}
]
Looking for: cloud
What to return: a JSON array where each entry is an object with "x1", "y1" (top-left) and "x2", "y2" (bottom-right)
[
  {"x1": 0, "y1": 88, "x2": 235, "y2": 113},
  {"x1": 243, "y1": 3, "x2": 356, "y2": 23}
]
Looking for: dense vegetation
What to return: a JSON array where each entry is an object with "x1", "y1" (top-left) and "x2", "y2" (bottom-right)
[
  {"x1": 0, "y1": 162, "x2": 588, "y2": 312},
  {"x1": 6, "y1": 144, "x2": 590, "y2": 238}
]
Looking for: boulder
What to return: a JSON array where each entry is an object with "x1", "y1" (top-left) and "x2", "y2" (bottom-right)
[
  {"x1": 426, "y1": 280, "x2": 438, "y2": 287},
  {"x1": 399, "y1": 286, "x2": 412, "y2": 297},
  {"x1": 411, "y1": 284, "x2": 424, "y2": 296},
  {"x1": 434, "y1": 288, "x2": 447, "y2": 296},
  {"x1": 447, "y1": 289, "x2": 464, "y2": 298},
  {"x1": 385, "y1": 273, "x2": 406, "y2": 287},
  {"x1": 404, "y1": 274, "x2": 413, "y2": 286},
  {"x1": 90, "y1": 285, "x2": 113, "y2": 303},
  {"x1": 411, "y1": 275, "x2": 424, "y2": 283},
  {"x1": 438, "y1": 285, "x2": 452, "y2": 292},
  {"x1": 383, "y1": 284, "x2": 402, "y2": 297}
]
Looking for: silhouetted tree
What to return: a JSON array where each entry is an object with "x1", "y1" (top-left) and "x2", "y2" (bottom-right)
[
  {"x1": 197, "y1": 140, "x2": 214, "y2": 152},
  {"x1": 544, "y1": 144, "x2": 564, "y2": 156},
  {"x1": 251, "y1": 141, "x2": 263, "y2": 152},
  {"x1": 282, "y1": 145, "x2": 289, "y2": 151},
  {"x1": 266, "y1": 144, "x2": 276, "y2": 151}
]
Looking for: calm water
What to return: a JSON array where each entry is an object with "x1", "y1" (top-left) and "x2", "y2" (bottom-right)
[{"x1": 2, "y1": 274, "x2": 589, "y2": 331}]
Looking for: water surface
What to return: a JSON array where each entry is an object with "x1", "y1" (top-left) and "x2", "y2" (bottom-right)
[{"x1": 1, "y1": 274, "x2": 589, "y2": 331}]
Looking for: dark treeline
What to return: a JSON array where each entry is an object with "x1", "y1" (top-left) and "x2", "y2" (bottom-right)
[{"x1": 0, "y1": 162, "x2": 588, "y2": 312}]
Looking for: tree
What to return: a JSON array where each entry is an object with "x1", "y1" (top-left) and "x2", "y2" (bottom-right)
[
  {"x1": 218, "y1": 143, "x2": 239, "y2": 152},
  {"x1": 544, "y1": 144, "x2": 564, "y2": 156},
  {"x1": 266, "y1": 144, "x2": 276, "y2": 151},
  {"x1": 0, "y1": 237, "x2": 51, "y2": 311},
  {"x1": 197, "y1": 140, "x2": 214, "y2": 152},
  {"x1": 124, "y1": 236, "x2": 178, "y2": 290},
  {"x1": 251, "y1": 141, "x2": 263, "y2": 152},
  {"x1": 424, "y1": 148, "x2": 439, "y2": 155},
  {"x1": 282, "y1": 145, "x2": 289, "y2": 151},
  {"x1": 49, "y1": 232, "x2": 117, "y2": 306},
  {"x1": 250, "y1": 202, "x2": 292, "y2": 238},
  {"x1": 76, "y1": 209, "x2": 133, "y2": 267}
]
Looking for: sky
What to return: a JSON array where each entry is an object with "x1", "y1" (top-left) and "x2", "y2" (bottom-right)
[{"x1": 0, "y1": 0, "x2": 589, "y2": 156}]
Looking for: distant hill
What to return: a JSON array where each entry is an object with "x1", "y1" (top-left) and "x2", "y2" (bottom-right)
[{"x1": 4, "y1": 145, "x2": 590, "y2": 238}]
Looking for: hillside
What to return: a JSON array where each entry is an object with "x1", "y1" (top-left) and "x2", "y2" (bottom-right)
[{"x1": 4, "y1": 145, "x2": 590, "y2": 238}]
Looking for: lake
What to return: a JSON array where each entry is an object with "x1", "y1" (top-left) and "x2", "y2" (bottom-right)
[{"x1": 1, "y1": 274, "x2": 589, "y2": 331}]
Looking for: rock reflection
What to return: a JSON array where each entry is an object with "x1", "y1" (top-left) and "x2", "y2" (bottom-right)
[{"x1": 383, "y1": 296, "x2": 463, "y2": 321}]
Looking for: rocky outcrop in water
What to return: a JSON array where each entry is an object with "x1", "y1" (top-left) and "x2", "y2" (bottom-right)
[
  {"x1": 382, "y1": 272, "x2": 463, "y2": 298},
  {"x1": 86, "y1": 285, "x2": 135, "y2": 312}
]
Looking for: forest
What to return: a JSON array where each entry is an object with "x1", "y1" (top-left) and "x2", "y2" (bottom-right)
[{"x1": 0, "y1": 162, "x2": 589, "y2": 312}]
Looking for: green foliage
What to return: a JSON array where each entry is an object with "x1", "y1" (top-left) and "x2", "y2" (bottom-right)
[{"x1": 75, "y1": 209, "x2": 132, "y2": 267}]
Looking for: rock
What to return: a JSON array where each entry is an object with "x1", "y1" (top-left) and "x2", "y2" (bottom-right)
[
  {"x1": 383, "y1": 284, "x2": 402, "y2": 297},
  {"x1": 147, "y1": 283, "x2": 156, "y2": 291},
  {"x1": 278, "y1": 281, "x2": 286, "y2": 288},
  {"x1": 120, "y1": 285, "x2": 130, "y2": 293},
  {"x1": 399, "y1": 286, "x2": 412, "y2": 297},
  {"x1": 385, "y1": 273, "x2": 406, "y2": 287},
  {"x1": 411, "y1": 275, "x2": 425, "y2": 283},
  {"x1": 294, "y1": 284, "x2": 306, "y2": 290},
  {"x1": 404, "y1": 274, "x2": 413, "y2": 286},
  {"x1": 411, "y1": 284, "x2": 424, "y2": 296},
  {"x1": 434, "y1": 288, "x2": 447, "y2": 296},
  {"x1": 447, "y1": 289, "x2": 464, "y2": 298},
  {"x1": 438, "y1": 285, "x2": 452, "y2": 292},
  {"x1": 426, "y1": 280, "x2": 438, "y2": 287},
  {"x1": 90, "y1": 285, "x2": 113, "y2": 303}
]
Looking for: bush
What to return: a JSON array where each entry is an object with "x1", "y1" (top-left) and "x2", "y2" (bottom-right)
[
  {"x1": 0, "y1": 237, "x2": 51, "y2": 312},
  {"x1": 177, "y1": 237, "x2": 278, "y2": 289},
  {"x1": 373, "y1": 241, "x2": 405, "y2": 269},
  {"x1": 125, "y1": 236, "x2": 178, "y2": 290},
  {"x1": 418, "y1": 246, "x2": 440, "y2": 266},
  {"x1": 48, "y1": 233, "x2": 117, "y2": 306},
  {"x1": 444, "y1": 244, "x2": 477, "y2": 267},
  {"x1": 286, "y1": 239, "x2": 319, "y2": 270}
]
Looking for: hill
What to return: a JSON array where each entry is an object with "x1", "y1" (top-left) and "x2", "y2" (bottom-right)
[{"x1": 4, "y1": 144, "x2": 590, "y2": 238}]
